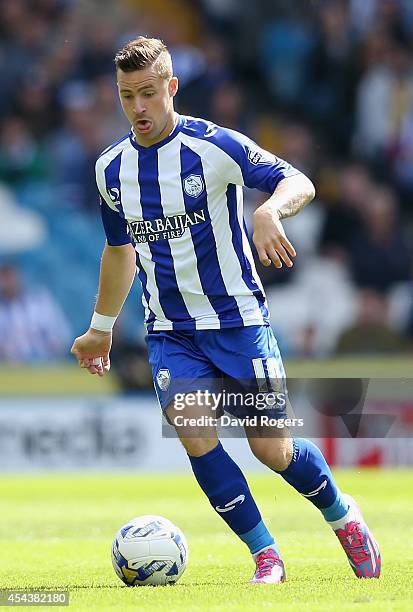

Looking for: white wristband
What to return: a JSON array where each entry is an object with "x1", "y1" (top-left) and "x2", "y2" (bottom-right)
[{"x1": 90, "y1": 312, "x2": 117, "y2": 332}]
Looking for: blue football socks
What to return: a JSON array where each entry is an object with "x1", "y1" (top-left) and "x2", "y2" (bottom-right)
[
  {"x1": 278, "y1": 438, "x2": 349, "y2": 522},
  {"x1": 188, "y1": 441, "x2": 277, "y2": 554}
]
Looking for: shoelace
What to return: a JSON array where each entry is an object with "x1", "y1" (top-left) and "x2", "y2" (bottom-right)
[
  {"x1": 255, "y1": 549, "x2": 280, "y2": 578},
  {"x1": 336, "y1": 521, "x2": 369, "y2": 564}
]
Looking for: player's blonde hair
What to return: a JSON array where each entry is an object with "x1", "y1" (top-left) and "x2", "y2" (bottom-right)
[{"x1": 114, "y1": 36, "x2": 173, "y2": 79}]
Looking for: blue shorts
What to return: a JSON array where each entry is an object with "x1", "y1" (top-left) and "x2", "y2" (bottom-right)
[{"x1": 145, "y1": 325, "x2": 288, "y2": 419}]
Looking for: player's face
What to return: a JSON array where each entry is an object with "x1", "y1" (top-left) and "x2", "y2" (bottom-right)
[{"x1": 117, "y1": 65, "x2": 178, "y2": 147}]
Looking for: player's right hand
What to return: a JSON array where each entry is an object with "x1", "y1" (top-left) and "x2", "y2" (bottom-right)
[{"x1": 70, "y1": 329, "x2": 112, "y2": 377}]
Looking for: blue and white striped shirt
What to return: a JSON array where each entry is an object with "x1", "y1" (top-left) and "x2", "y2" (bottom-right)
[{"x1": 95, "y1": 115, "x2": 299, "y2": 332}]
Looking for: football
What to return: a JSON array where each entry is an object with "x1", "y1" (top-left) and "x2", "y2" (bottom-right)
[{"x1": 111, "y1": 515, "x2": 188, "y2": 586}]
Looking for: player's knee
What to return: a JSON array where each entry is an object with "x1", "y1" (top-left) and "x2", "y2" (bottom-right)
[
  {"x1": 250, "y1": 438, "x2": 292, "y2": 471},
  {"x1": 180, "y1": 437, "x2": 218, "y2": 457},
  {"x1": 165, "y1": 399, "x2": 218, "y2": 458}
]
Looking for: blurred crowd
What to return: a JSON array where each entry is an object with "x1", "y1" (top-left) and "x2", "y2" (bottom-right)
[{"x1": 0, "y1": 0, "x2": 412, "y2": 374}]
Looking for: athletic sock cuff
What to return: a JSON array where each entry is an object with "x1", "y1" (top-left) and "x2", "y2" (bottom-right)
[{"x1": 187, "y1": 441, "x2": 222, "y2": 464}]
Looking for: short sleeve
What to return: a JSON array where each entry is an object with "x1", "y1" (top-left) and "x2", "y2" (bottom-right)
[
  {"x1": 95, "y1": 157, "x2": 131, "y2": 247},
  {"x1": 207, "y1": 126, "x2": 301, "y2": 193},
  {"x1": 99, "y1": 197, "x2": 132, "y2": 247}
]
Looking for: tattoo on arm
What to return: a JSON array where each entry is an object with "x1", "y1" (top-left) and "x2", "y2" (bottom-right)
[
  {"x1": 256, "y1": 175, "x2": 315, "y2": 220},
  {"x1": 269, "y1": 175, "x2": 315, "y2": 220},
  {"x1": 276, "y1": 190, "x2": 311, "y2": 220}
]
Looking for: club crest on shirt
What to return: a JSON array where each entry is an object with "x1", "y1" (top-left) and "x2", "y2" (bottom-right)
[
  {"x1": 156, "y1": 368, "x2": 171, "y2": 391},
  {"x1": 247, "y1": 147, "x2": 274, "y2": 166},
  {"x1": 183, "y1": 174, "x2": 205, "y2": 198}
]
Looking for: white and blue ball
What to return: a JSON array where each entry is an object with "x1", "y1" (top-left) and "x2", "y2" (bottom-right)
[{"x1": 111, "y1": 515, "x2": 188, "y2": 586}]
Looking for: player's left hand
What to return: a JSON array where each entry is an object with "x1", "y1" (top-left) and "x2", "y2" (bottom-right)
[{"x1": 252, "y1": 205, "x2": 296, "y2": 268}]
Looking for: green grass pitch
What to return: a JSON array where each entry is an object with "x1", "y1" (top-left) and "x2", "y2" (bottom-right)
[{"x1": 0, "y1": 470, "x2": 412, "y2": 611}]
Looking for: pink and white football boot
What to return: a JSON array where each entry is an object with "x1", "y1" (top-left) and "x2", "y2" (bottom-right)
[
  {"x1": 334, "y1": 495, "x2": 381, "y2": 578},
  {"x1": 250, "y1": 547, "x2": 286, "y2": 584}
]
